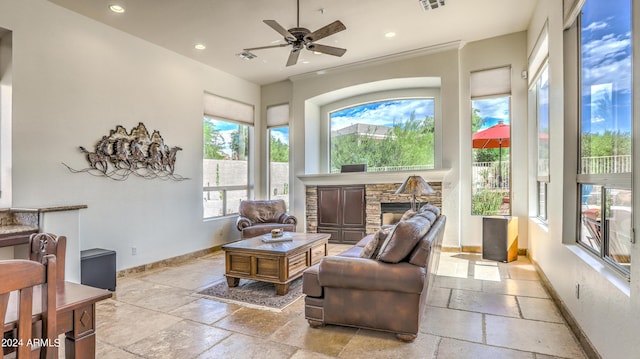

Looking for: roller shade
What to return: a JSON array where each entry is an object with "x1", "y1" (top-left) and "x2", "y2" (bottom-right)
[
  {"x1": 266, "y1": 103, "x2": 289, "y2": 128},
  {"x1": 470, "y1": 66, "x2": 511, "y2": 98},
  {"x1": 528, "y1": 22, "x2": 549, "y2": 86},
  {"x1": 203, "y1": 92, "x2": 254, "y2": 125},
  {"x1": 564, "y1": 0, "x2": 586, "y2": 29}
]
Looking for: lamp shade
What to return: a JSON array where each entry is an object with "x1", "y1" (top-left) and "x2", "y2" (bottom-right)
[{"x1": 395, "y1": 176, "x2": 435, "y2": 196}]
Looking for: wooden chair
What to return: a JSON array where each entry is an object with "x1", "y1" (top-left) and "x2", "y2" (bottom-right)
[
  {"x1": 0, "y1": 256, "x2": 57, "y2": 359},
  {"x1": 29, "y1": 233, "x2": 66, "y2": 285}
]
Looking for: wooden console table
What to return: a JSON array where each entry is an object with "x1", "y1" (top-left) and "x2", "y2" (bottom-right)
[{"x1": 223, "y1": 233, "x2": 329, "y2": 295}]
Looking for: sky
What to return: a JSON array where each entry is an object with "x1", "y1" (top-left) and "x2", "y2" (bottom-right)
[
  {"x1": 472, "y1": 97, "x2": 511, "y2": 130},
  {"x1": 581, "y1": 0, "x2": 632, "y2": 134},
  {"x1": 330, "y1": 99, "x2": 435, "y2": 131}
]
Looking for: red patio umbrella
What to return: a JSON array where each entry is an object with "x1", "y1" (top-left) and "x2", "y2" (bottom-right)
[
  {"x1": 472, "y1": 122, "x2": 510, "y2": 149},
  {"x1": 472, "y1": 122, "x2": 510, "y2": 187}
]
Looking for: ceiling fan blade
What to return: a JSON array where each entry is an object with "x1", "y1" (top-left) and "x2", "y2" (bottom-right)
[
  {"x1": 286, "y1": 49, "x2": 301, "y2": 67},
  {"x1": 307, "y1": 43, "x2": 347, "y2": 57},
  {"x1": 304, "y1": 20, "x2": 346, "y2": 42},
  {"x1": 244, "y1": 44, "x2": 289, "y2": 51},
  {"x1": 264, "y1": 20, "x2": 295, "y2": 41}
]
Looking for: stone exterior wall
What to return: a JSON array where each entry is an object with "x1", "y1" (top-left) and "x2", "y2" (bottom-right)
[{"x1": 305, "y1": 182, "x2": 442, "y2": 235}]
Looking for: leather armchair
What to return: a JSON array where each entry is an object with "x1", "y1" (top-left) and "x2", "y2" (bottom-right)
[{"x1": 236, "y1": 199, "x2": 297, "y2": 239}]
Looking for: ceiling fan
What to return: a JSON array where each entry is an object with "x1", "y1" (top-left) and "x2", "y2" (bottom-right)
[{"x1": 243, "y1": 0, "x2": 347, "y2": 67}]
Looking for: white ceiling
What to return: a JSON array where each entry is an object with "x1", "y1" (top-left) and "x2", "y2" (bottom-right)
[{"x1": 47, "y1": 0, "x2": 538, "y2": 85}]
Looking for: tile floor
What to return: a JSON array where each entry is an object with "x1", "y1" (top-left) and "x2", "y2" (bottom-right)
[{"x1": 88, "y1": 245, "x2": 587, "y2": 359}]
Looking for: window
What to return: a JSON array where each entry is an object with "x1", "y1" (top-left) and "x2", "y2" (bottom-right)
[
  {"x1": 267, "y1": 104, "x2": 290, "y2": 208},
  {"x1": 202, "y1": 93, "x2": 253, "y2": 219},
  {"x1": 532, "y1": 65, "x2": 550, "y2": 221},
  {"x1": 576, "y1": 0, "x2": 632, "y2": 275},
  {"x1": 470, "y1": 66, "x2": 512, "y2": 216},
  {"x1": 202, "y1": 117, "x2": 250, "y2": 218},
  {"x1": 269, "y1": 126, "x2": 289, "y2": 207},
  {"x1": 471, "y1": 97, "x2": 511, "y2": 215},
  {"x1": 329, "y1": 98, "x2": 435, "y2": 173}
]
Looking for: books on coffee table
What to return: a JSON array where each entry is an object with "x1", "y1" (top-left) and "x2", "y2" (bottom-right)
[{"x1": 261, "y1": 233, "x2": 293, "y2": 243}]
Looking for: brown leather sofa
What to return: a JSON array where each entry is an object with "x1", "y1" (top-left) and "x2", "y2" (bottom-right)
[
  {"x1": 235, "y1": 199, "x2": 298, "y2": 239},
  {"x1": 303, "y1": 204, "x2": 446, "y2": 342}
]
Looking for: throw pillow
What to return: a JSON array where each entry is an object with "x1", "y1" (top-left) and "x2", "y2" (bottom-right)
[
  {"x1": 360, "y1": 226, "x2": 393, "y2": 259},
  {"x1": 377, "y1": 214, "x2": 431, "y2": 263}
]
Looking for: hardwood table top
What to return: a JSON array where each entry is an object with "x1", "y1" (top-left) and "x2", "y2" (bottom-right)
[
  {"x1": 222, "y1": 232, "x2": 330, "y2": 255},
  {"x1": 3, "y1": 281, "x2": 113, "y2": 330}
]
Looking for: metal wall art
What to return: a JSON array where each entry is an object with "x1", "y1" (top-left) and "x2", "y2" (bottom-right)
[{"x1": 64, "y1": 122, "x2": 187, "y2": 181}]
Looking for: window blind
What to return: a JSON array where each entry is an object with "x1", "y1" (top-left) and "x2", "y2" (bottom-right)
[
  {"x1": 563, "y1": 0, "x2": 586, "y2": 29},
  {"x1": 470, "y1": 66, "x2": 511, "y2": 98},
  {"x1": 203, "y1": 92, "x2": 254, "y2": 125},
  {"x1": 528, "y1": 22, "x2": 549, "y2": 86},
  {"x1": 266, "y1": 103, "x2": 289, "y2": 128}
]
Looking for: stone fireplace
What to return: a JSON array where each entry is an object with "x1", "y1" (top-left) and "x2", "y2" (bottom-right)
[{"x1": 306, "y1": 182, "x2": 442, "y2": 235}]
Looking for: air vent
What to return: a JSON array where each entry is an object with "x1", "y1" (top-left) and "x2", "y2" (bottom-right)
[
  {"x1": 419, "y1": 0, "x2": 445, "y2": 11},
  {"x1": 236, "y1": 51, "x2": 257, "y2": 60}
]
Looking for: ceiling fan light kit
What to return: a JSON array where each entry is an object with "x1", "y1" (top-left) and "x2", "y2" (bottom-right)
[{"x1": 243, "y1": 0, "x2": 347, "y2": 66}]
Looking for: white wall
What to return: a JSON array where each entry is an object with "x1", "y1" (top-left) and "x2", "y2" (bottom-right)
[
  {"x1": 459, "y1": 32, "x2": 530, "y2": 250},
  {"x1": 526, "y1": 1, "x2": 639, "y2": 358},
  {"x1": 286, "y1": 47, "x2": 461, "y2": 248},
  {"x1": 0, "y1": 0, "x2": 260, "y2": 270}
]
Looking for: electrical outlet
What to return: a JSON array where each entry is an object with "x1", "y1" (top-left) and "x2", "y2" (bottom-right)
[
  {"x1": 575, "y1": 283, "x2": 580, "y2": 299},
  {"x1": 132, "y1": 247, "x2": 137, "y2": 256}
]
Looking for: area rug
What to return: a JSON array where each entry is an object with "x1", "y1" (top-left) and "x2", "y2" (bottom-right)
[{"x1": 197, "y1": 277, "x2": 303, "y2": 311}]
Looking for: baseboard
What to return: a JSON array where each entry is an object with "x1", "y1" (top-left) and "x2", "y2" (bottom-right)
[
  {"x1": 117, "y1": 245, "x2": 223, "y2": 277},
  {"x1": 443, "y1": 246, "x2": 528, "y2": 256},
  {"x1": 461, "y1": 245, "x2": 482, "y2": 253},
  {"x1": 528, "y1": 255, "x2": 601, "y2": 359}
]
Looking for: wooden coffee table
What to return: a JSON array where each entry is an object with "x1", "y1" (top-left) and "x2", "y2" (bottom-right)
[{"x1": 222, "y1": 232, "x2": 329, "y2": 295}]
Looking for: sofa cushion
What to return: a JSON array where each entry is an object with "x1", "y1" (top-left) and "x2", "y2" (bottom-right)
[
  {"x1": 400, "y1": 209, "x2": 417, "y2": 221},
  {"x1": 376, "y1": 215, "x2": 431, "y2": 263},
  {"x1": 355, "y1": 234, "x2": 375, "y2": 248},
  {"x1": 417, "y1": 210, "x2": 437, "y2": 224},
  {"x1": 360, "y1": 227, "x2": 393, "y2": 259},
  {"x1": 408, "y1": 215, "x2": 446, "y2": 267},
  {"x1": 419, "y1": 203, "x2": 441, "y2": 217}
]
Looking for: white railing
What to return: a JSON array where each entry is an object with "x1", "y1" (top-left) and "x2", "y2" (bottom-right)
[
  {"x1": 472, "y1": 160, "x2": 509, "y2": 191},
  {"x1": 581, "y1": 155, "x2": 632, "y2": 174},
  {"x1": 330, "y1": 164, "x2": 433, "y2": 173}
]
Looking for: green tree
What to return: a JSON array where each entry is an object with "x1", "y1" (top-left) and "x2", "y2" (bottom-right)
[
  {"x1": 230, "y1": 126, "x2": 249, "y2": 160},
  {"x1": 270, "y1": 136, "x2": 289, "y2": 162},
  {"x1": 330, "y1": 113, "x2": 435, "y2": 172},
  {"x1": 203, "y1": 119, "x2": 225, "y2": 159}
]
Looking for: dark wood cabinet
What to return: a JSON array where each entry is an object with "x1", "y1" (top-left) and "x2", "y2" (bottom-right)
[{"x1": 317, "y1": 185, "x2": 366, "y2": 244}]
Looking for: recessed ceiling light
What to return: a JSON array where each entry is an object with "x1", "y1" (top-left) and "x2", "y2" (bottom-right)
[
  {"x1": 385, "y1": 32, "x2": 396, "y2": 38},
  {"x1": 194, "y1": 44, "x2": 206, "y2": 50},
  {"x1": 109, "y1": 4, "x2": 125, "y2": 13}
]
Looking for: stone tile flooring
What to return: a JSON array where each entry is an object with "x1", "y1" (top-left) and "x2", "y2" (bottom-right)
[{"x1": 89, "y1": 246, "x2": 587, "y2": 358}]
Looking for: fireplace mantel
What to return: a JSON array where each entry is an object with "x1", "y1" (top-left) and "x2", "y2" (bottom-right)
[{"x1": 297, "y1": 168, "x2": 450, "y2": 186}]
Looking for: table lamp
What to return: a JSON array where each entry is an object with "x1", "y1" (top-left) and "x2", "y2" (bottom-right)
[{"x1": 395, "y1": 175, "x2": 435, "y2": 211}]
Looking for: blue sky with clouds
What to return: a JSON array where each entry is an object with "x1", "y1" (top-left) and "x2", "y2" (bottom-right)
[
  {"x1": 472, "y1": 97, "x2": 510, "y2": 130},
  {"x1": 330, "y1": 99, "x2": 435, "y2": 131},
  {"x1": 581, "y1": 0, "x2": 632, "y2": 134}
]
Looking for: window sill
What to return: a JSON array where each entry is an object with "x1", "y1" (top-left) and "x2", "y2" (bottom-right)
[
  {"x1": 529, "y1": 217, "x2": 549, "y2": 230},
  {"x1": 297, "y1": 168, "x2": 451, "y2": 186},
  {"x1": 566, "y1": 244, "x2": 630, "y2": 297}
]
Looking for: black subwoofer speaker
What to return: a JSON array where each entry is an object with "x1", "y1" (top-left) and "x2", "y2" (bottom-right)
[{"x1": 81, "y1": 248, "x2": 116, "y2": 291}]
